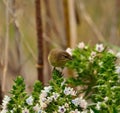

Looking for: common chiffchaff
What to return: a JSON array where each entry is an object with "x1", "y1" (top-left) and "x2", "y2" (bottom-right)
[{"x1": 48, "y1": 49, "x2": 72, "y2": 68}]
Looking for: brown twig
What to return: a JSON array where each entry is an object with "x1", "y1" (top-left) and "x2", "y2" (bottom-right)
[
  {"x1": 35, "y1": 0, "x2": 44, "y2": 83},
  {"x1": 63, "y1": 0, "x2": 71, "y2": 47}
]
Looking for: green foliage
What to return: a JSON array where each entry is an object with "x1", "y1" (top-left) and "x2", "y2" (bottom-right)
[
  {"x1": 1, "y1": 69, "x2": 89, "y2": 113},
  {"x1": 7, "y1": 76, "x2": 27, "y2": 113},
  {"x1": 5, "y1": 76, "x2": 43, "y2": 113},
  {"x1": 46, "y1": 69, "x2": 78, "y2": 112},
  {"x1": 32, "y1": 80, "x2": 43, "y2": 102},
  {"x1": 66, "y1": 43, "x2": 120, "y2": 112},
  {"x1": 50, "y1": 69, "x2": 65, "y2": 91},
  {"x1": 1, "y1": 43, "x2": 120, "y2": 113}
]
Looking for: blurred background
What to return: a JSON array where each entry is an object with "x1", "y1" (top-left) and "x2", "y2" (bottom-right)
[{"x1": 0, "y1": 0, "x2": 120, "y2": 103}]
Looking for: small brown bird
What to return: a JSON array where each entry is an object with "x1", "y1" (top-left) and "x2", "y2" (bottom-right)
[{"x1": 48, "y1": 49, "x2": 72, "y2": 68}]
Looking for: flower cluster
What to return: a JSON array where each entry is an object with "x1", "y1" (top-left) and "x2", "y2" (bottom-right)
[
  {"x1": 66, "y1": 42, "x2": 120, "y2": 112},
  {"x1": 1, "y1": 42, "x2": 120, "y2": 113},
  {"x1": 64, "y1": 87, "x2": 77, "y2": 96},
  {"x1": 0, "y1": 70, "x2": 92, "y2": 113},
  {"x1": 1, "y1": 95, "x2": 11, "y2": 113}
]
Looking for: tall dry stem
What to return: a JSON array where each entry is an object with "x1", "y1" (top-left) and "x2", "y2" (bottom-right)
[
  {"x1": 2, "y1": 0, "x2": 10, "y2": 94},
  {"x1": 76, "y1": 0, "x2": 105, "y2": 42},
  {"x1": 35, "y1": 0, "x2": 44, "y2": 83}
]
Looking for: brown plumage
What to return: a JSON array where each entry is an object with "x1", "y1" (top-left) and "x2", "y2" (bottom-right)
[{"x1": 48, "y1": 49, "x2": 72, "y2": 68}]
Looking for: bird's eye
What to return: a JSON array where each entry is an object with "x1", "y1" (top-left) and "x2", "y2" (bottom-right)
[{"x1": 63, "y1": 55, "x2": 68, "y2": 58}]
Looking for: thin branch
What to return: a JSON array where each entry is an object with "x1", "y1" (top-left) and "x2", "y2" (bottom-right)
[
  {"x1": 3, "y1": 0, "x2": 15, "y2": 18},
  {"x1": 35, "y1": 0, "x2": 44, "y2": 83},
  {"x1": 2, "y1": 0, "x2": 10, "y2": 94},
  {"x1": 63, "y1": 0, "x2": 71, "y2": 47},
  {"x1": 76, "y1": 0, "x2": 105, "y2": 42}
]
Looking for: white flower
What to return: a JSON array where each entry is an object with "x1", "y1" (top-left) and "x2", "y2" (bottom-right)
[
  {"x1": 79, "y1": 99, "x2": 88, "y2": 109},
  {"x1": 66, "y1": 48, "x2": 73, "y2": 56},
  {"x1": 91, "y1": 51, "x2": 96, "y2": 58},
  {"x1": 13, "y1": 108, "x2": 16, "y2": 111},
  {"x1": 1, "y1": 109, "x2": 8, "y2": 113},
  {"x1": 2, "y1": 95, "x2": 10, "y2": 109},
  {"x1": 89, "y1": 51, "x2": 96, "y2": 62},
  {"x1": 64, "y1": 103, "x2": 69, "y2": 108},
  {"x1": 104, "y1": 97, "x2": 108, "y2": 102},
  {"x1": 72, "y1": 98, "x2": 80, "y2": 106},
  {"x1": 115, "y1": 66, "x2": 120, "y2": 74},
  {"x1": 71, "y1": 90, "x2": 77, "y2": 96},
  {"x1": 47, "y1": 96, "x2": 53, "y2": 103},
  {"x1": 10, "y1": 110, "x2": 14, "y2": 113},
  {"x1": 39, "y1": 86, "x2": 51, "y2": 100},
  {"x1": 22, "y1": 108, "x2": 29, "y2": 113},
  {"x1": 40, "y1": 91, "x2": 48, "y2": 98},
  {"x1": 108, "y1": 49, "x2": 114, "y2": 54},
  {"x1": 41, "y1": 97, "x2": 47, "y2": 103},
  {"x1": 78, "y1": 42, "x2": 85, "y2": 49},
  {"x1": 72, "y1": 97, "x2": 87, "y2": 109},
  {"x1": 64, "y1": 87, "x2": 71, "y2": 95},
  {"x1": 33, "y1": 104, "x2": 40, "y2": 111},
  {"x1": 96, "y1": 102, "x2": 101, "y2": 110},
  {"x1": 39, "y1": 97, "x2": 48, "y2": 109},
  {"x1": 116, "y1": 52, "x2": 120, "y2": 58},
  {"x1": 37, "y1": 110, "x2": 47, "y2": 113},
  {"x1": 64, "y1": 87, "x2": 76, "y2": 96},
  {"x1": 44, "y1": 86, "x2": 52, "y2": 93},
  {"x1": 40, "y1": 86, "x2": 52, "y2": 100},
  {"x1": 26, "y1": 96, "x2": 33, "y2": 105},
  {"x1": 98, "y1": 62, "x2": 103, "y2": 67},
  {"x1": 88, "y1": 57, "x2": 94, "y2": 63},
  {"x1": 90, "y1": 109, "x2": 94, "y2": 113},
  {"x1": 95, "y1": 44, "x2": 104, "y2": 52},
  {"x1": 58, "y1": 106, "x2": 66, "y2": 113},
  {"x1": 40, "y1": 101, "x2": 47, "y2": 109},
  {"x1": 52, "y1": 92, "x2": 59, "y2": 101}
]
